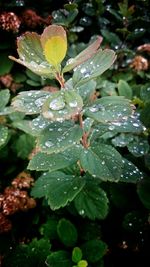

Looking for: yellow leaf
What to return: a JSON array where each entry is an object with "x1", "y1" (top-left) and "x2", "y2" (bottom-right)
[
  {"x1": 41, "y1": 25, "x2": 67, "y2": 67},
  {"x1": 44, "y1": 36, "x2": 67, "y2": 66}
]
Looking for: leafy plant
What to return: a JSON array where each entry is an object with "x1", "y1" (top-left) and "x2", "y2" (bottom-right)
[{"x1": 8, "y1": 24, "x2": 144, "y2": 221}]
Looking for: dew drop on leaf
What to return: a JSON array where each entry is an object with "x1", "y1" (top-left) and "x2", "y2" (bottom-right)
[
  {"x1": 45, "y1": 141, "x2": 54, "y2": 147},
  {"x1": 49, "y1": 97, "x2": 65, "y2": 111}
]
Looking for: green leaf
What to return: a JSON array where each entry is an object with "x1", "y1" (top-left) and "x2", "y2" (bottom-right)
[
  {"x1": 74, "y1": 181, "x2": 109, "y2": 220},
  {"x1": 72, "y1": 49, "x2": 116, "y2": 87},
  {"x1": 0, "y1": 125, "x2": 9, "y2": 148},
  {"x1": 9, "y1": 32, "x2": 55, "y2": 78},
  {"x1": 31, "y1": 171, "x2": 85, "y2": 209},
  {"x1": 42, "y1": 90, "x2": 83, "y2": 121},
  {"x1": 26, "y1": 79, "x2": 41, "y2": 87},
  {"x1": 118, "y1": 80, "x2": 132, "y2": 99},
  {"x1": 26, "y1": 69, "x2": 41, "y2": 82},
  {"x1": 81, "y1": 240, "x2": 108, "y2": 263},
  {"x1": 12, "y1": 90, "x2": 51, "y2": 114},
  {"x1": 72, "y1": 247, "x2": 82, "y2": 263},
  {"x1": 137, "y1": 179, "x2": 150, "y2": 209},
  {"x1": 0, "y1": 52, "x2": 14, "y2": 75},
  {"x1": 120, "y1": 158, "x2": 143, "y2": 183},
  {"x1": 85, "y1": 96, "x2": 133, "y2": 123},
  {"x1": 0, "y1": 89, "x2": 10, "y2": 111},
  {"x1": 28, "y1": 145, "x2": 81, "y2": 171},
  {"x1": 37, "y1": 121, "x2": 83, "y2": 154},
  {"x1": 80, "y1": 144, "x2": 123, "y2": 182},
  {"x1": 57, "y1": 219, "x2": 78, "y2": 247},
  {"x1": 46, "y1": 251, "x2": 72, "y2": 267},
  {"x1": 63, "y1": 37, "x2": 102, "y2": 73}
]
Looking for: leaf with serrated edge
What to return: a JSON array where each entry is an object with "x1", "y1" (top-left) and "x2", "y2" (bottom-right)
[
  {"x1": 12, "y1": 90, "x2": 51, "y2": 114},
  {"x1": 85, "y1": 96, "x2": 133, "y2": 123},
  {"x1": 37, "y1": 122, "x2": 83, "y2": 154},
  {"x1": 31, "y1": 171, "x2": 85, "y2": 210}
]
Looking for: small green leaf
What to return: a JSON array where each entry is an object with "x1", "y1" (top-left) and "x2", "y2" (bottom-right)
[
  {"x1": 28, "y1": 145, "x2": 81, "y2": 171},
  {"x1": 77, "y1": 260, "x2": 88, "y2": 267},
  {"x1": 38, "y1": 121, "x2": 83, "y2": 154},
  {"x1": 46, "y1": 251, "x2": 72, "y2": 267},
  {"x1": 74, "y1": 181, "x2": 109, "y2": 220},
  {"x1": 0, "y1": 89, "x2": 10, "y2": 111},
  {"x1": 72, "y1": 247, "x2": 82, "y2": 263},
  {"x1": 85, "y1": 96, "x2": 133, "y2": 123},
  {"x1": 57, "y1": 219, "x2": 78, "y2": 247},
  {"x1": 72, "y1": 49, "x2": 116, "y2": 87},
  {"x1": 31, "y1": 171, "x2": 85, "y2": 210},
  {"x1": 81, "y1": 240, "x2": 108, "y2": 263},
  {"x1": 118, "y1": 80, "x2": 132, "y2": 99},
  {"x1": 12, "y1": 90, "x2": 51, "y2": 114}
]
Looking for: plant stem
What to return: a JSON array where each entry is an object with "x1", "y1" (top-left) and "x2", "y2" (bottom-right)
[
  {"x1": 56, "y1": 72, "x2": 65, "y2": 88},
  {"x1": 79, "y1": 113, "x2": 89, "y2": 149}
]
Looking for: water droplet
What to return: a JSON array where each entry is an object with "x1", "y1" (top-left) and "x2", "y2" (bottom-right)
[
  {"x1": 79, "y1": 209, "x2": 85, "y2": 215},
  {"x1": 35, "y1": 98, "x2": 46, "y2": 107},
  {"x1": 69, "y1": 101, "x2": 78, "y2": 108},
  {"x1": 49, "y1": 97, "x2": 65, "y2": 111},
  {"x1": 45, "y1": 141, "x2": 53, "y2": 147}
]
